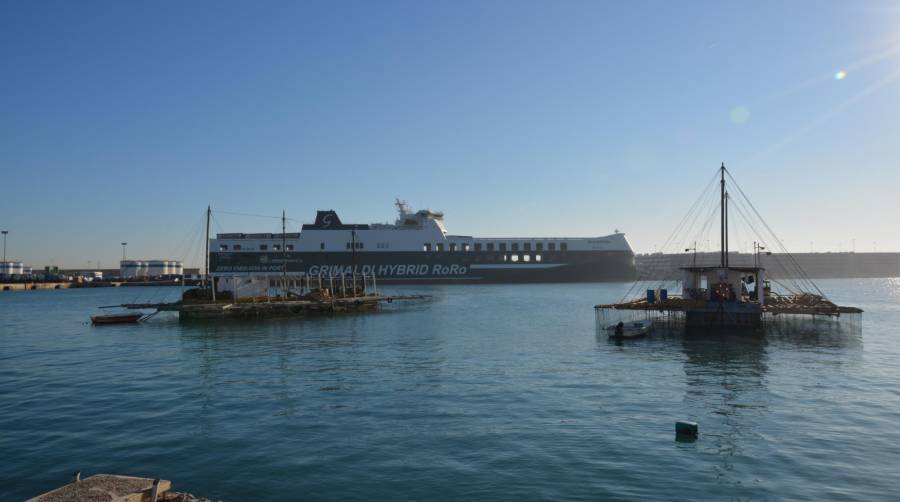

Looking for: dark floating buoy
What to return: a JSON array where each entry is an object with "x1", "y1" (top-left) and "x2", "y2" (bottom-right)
[{"x1": 676, "y1": 421, "x2": 698, "y2": 441}]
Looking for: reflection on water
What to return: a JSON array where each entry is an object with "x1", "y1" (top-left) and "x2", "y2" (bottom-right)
[
  {"x1": 679, "y1": 329, "x2": 770, "y2": 487},
  {"x1": 766, "y1": 316, "x2": 863, "y2": 350},
  {"x1": 597, "y1": 318, "x2": 866, "y2": 493}
]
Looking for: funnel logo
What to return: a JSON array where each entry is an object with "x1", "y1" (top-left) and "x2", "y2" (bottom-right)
[{"x1": 321, "y1": 214, "x2": 333, "y2": 227}]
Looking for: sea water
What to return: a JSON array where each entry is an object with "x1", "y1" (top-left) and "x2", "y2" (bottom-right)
[{"x1": 1, "y1": 279, "x2": 899, "y2": 500}]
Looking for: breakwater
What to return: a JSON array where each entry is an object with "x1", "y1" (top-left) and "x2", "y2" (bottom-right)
[{"x1": 636, "y1": 251, "x2": 900, "y2": 279}]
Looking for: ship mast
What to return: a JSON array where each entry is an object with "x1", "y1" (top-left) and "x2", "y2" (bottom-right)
[
  {"x1": 720, "y1": 163, "x2": 727, "y2": 268},
  {"x1": 282, "y1": 209, "x2": 287, "y2": 300}
]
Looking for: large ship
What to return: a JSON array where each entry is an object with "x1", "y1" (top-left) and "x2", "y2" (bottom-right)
[{"x1": 208, "y1": 201, "x2": 636, "y2": 283}]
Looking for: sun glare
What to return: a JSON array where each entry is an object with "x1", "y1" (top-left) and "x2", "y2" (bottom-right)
[{"x1": 834, "y1": 69, "x2": 848, "y2": 80}]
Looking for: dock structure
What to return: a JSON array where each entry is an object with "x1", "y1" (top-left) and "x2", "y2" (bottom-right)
[
  {"x1": 27, "y1": 473, "x2": 171, "y2": 502},
  {"x1": 107, "y1": 272, "x2": 428, "y2": 320},
  {"x1": 596, "y1": 163, "x2": 862, "y2": 330}
]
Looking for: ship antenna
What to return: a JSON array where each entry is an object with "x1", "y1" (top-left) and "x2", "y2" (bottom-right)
[
  {"x1": 395, "y1": 197, "x2": 409, "y2": 216},
  {"x1": 282, "y1": 209, "x2": 287, "y2": 300}
]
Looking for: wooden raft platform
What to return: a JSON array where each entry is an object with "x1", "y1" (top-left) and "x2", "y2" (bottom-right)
[
  {"x1": 27, "y1": 473, "x2": 170, "y2": 502},
  {"x1": 595, "y1": 293, "x2": 863, "y2": 317},
  {"x1": 115, "y1": 293, "x2": 429, "y2": 319}
]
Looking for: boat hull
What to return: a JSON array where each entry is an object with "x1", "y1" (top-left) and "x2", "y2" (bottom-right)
[
  {"x1": 209, "y1": 250, "x2": 637, "y2": 284},
  {"x1": 91, "y1": 314, "x2": 143, "y2": 324}
]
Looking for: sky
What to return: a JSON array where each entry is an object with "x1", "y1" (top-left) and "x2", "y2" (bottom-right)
[{"x1": 2, "y1": 0, "x2": 900, "y2": 268}]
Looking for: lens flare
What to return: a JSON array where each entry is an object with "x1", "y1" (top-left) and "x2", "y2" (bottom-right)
[
  {"x1": 834, "y1": 70, "x2": 847, "y2": 80},
  {"x1": 730, "y1": 106, "x2": 751, "y2": 124}
]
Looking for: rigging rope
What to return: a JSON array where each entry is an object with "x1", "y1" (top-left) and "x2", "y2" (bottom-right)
[
  {"x1": 725, "y1": 169, "x2": 827, "y2": 299},
  {"x1": 213, "y1": 209, "x2": 300, "y2": 222},
  {"x1": 619, "y1": 165, "x2": 828, "y2": 304},
  {"x1": 619, "y1": 170, "x2": 721, "y2": 302}
]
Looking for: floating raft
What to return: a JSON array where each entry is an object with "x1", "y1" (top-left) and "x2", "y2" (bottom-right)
[
  {"x1": 27, "y1": 473, "x2": 170, "y2": 502},
  {"x1": 597, "y1": 164, "x2": 863, "y2": 329},
  {"x1": 98, "y1": 272, "x2": 430, "y2": 321},
  {"x1": 110, "y1": 294, "x2": 428, "y2": 320},
  {"x1": 595, "y1": 293, "x2": 862, "y2": 317}
]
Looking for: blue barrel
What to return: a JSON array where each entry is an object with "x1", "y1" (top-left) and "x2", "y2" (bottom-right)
[
  {"x1": 647, "y1": 289, "x2": 656, "y2": 304},
  {"x1": 660, "y1": 289, "x2": 668, "y2": 301}
]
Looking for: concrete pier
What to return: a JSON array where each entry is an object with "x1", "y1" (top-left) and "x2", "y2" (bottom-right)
[{"x1": 0, "y1": 282, "x2": 73, "y2": 291}]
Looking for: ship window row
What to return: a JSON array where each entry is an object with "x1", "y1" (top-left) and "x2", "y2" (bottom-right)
[
  {"x1": 422, "y1": 242, "x2": 567, "y2": 252},
  {"x1": 505, "y1": 254, "x2": 542, "y2": 262},
  {"x1": 346, "y1": 242, "x2": 363, "y2": 249},
  {"x1": 218, "y1": 243, "x2": 293, "y2": 251}
]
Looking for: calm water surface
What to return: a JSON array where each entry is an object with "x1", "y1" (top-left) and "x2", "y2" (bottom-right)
[{"x1": 2, "y1": 279, "x2": 899, "y2": 501}]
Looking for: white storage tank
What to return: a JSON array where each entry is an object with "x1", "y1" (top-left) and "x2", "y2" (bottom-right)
[
  {"x1": 120, "y1": 260, "x2": 141, "y2": 278},
  {"x1": 147, "y1": 260, "x2": 166, "y2": 277},
  {"x1": 1, "y1": 262, "x2": 24, "y2": 275},
  {"x1": 121, "y1": 259, "x2": 184, "y2": 278}
]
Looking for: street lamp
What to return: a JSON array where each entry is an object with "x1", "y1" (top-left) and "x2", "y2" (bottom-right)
[
  {"x1": 1, "y1": 230, "x2": 7, "y2": 263},
  {"x1": 121, "y1": 242, "x2": 127, "y2": 261}
]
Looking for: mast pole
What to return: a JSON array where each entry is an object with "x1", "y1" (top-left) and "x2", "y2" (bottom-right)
[
  {"x1": 205, "y1": 205, "x2": 211, "y2": 289},
  {"x1": 720, "y1": 163, "x2": 726, "y2": 268},
  {"x1": 725, "y1": 192, "x2": 730, "y2": 267},
  {"x1": 282, "y1": 210, "x2": 287, "y2": 299},
  {"x1": 351, "y1": 229, "x2": 357, "y2": 274}
]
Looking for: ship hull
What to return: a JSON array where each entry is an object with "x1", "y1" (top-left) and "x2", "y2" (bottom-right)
[{"x1": 210, "y1": 250, "x2": 636, "y2": 284}]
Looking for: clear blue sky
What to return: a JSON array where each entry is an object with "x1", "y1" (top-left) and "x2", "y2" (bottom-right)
[{"x1": 2, "y1": 0, "x2": 899, "y2": 268}]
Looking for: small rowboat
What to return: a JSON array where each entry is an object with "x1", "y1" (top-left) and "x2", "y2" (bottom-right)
[
  {"x1": 607, "y1": 321, "x2": 652, "y2": 339},
  {"x1": 91, "y1": 313, "x2": 143, "y2": 325}
]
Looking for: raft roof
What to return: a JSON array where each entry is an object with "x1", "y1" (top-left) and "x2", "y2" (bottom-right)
[{"x1": 680, "y1": 265, "x2": 765, "y2": 272}]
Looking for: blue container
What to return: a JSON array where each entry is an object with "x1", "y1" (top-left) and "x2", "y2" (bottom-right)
[
  {"x1": 660, "y1": 289, "x2": 668, "y2": 301},
  {"x1": 647, "y1": 289, "x2": 656, "y2": 305}
]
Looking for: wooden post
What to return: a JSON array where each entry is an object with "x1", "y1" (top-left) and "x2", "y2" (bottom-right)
[
  {"x1": 72, "y1": 471, "x2": 81, "y2": 483},
  {"x1": 205, "y1": 205, "x2": 211, "y2": 289},
  {"x1": 150, "y1": 478, "x2": 160, "y2": 502}
]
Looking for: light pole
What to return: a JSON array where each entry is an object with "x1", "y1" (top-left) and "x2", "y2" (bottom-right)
[
  {"x1": 685, "y1": 242, "x2": 697, "y2": 267},
  {"x1": 121, "y1": 242, "x2": 127, "y2": 261},
  {"x1": 754, "y1": 241, "x2": 772, "y2": 268},
  {"x1": 1, "y1": 230, "x2": 7, "y2": 263}
]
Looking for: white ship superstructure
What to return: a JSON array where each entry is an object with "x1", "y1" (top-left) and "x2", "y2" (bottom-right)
[{"x1": 209, "y1": 200, "x2": 636, "y2": 283}]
